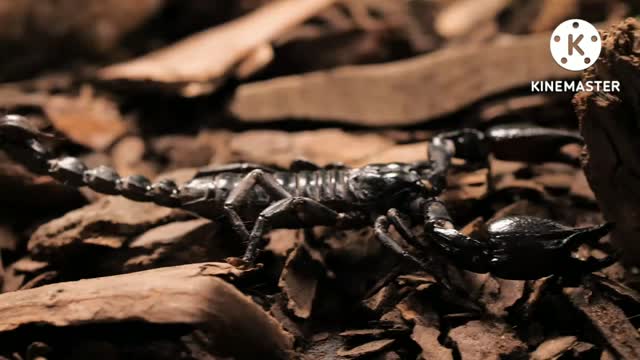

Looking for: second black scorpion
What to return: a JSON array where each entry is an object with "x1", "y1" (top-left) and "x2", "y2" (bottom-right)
[{"x1": 0, "y1": 115, "x2": 617, "y2": 280}]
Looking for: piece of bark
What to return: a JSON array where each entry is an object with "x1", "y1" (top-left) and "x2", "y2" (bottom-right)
[
  {"x1": 229, "y1": 129, "x2": 394, "y2": 168},
  {"x1": 448, "y1": 320, "x2": 526, "y2": 360},
  {"x1": 528, "y1": 0, "x2": 579, "y2": 33},
  {"x1": 0, "y1": 263, "x2": 293, "y2": 359},
  {"x1": 110, "y1": 136, "x2": 158, "y2": 180},
  {"x1": 230, "y1": 33, "x2": 573, "y2": 126},
  {"x1": 28, "y1": 196, "x2": 191, "y2": 258},
  {"x1": 124, "y1": 218, "x2": 237, "y2": 272},
  {"x1": 411, "y1": 325, "x2": 453, "y2": 360},
  {"x1": 43, "y1": 87, "x2": 128, "y2": 151},
  {"x1": 337, "y1": 339, "x2": 395, "y2": 358},
  {"x1": 275, "y1": 0, "x2": 438, "y2": 70},
  {"x1": 434, "y1": 0, "x2": 511, "y2": 39},
  {"x1": 563, "y1": 286, "x2": 640, "y2": 360},
  {"x1": 480, "y1": 277, "x2": 525, "y2": 317},
  {"x1": 574, "y1": 18, "x2": 640, "y2": 265},
  {"x1": 98, "y1": 0, "x2": 337, "y2": 96},
  {"x1": 278, "y1": 245, "x2": 324, "y2": 319},
  {"x1": 530, "y1": 336, "x2": 577, "y2": 360}
]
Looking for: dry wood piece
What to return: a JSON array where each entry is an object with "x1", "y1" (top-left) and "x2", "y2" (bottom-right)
[
  {"x1": 230, "y1": 32, "x2": 573, "y2": 126},
  {"x1": 278, "y1": 245, "x2": 323, "y2": 319},
  {"x1": 337, "y1": 338, "x2": 395, "y2": 358},
  {"x1": 229, "y1": 129, "x2": 394, "y2": 167},
  {"x1": 563, "y1": 286, "x2": 640, "y2": 360},
  {"x1": 98, "y1": 0, "x2": 338, "y2": 96},
  {"x1": 44, "y1": 87, "x2": 129, "y2": 151},
  {"x1": 448, "y1": 320, "x2": 526, "y2": 360},
  {"x1": 435, "y1": 0, "x2": 511, "y2": 39},
  {"x1": 28, "y1": 196, "x2": 191, "y2": 258},
  {"x1": 411, "y1": 325, "x2": 453, "y2": 360},
  {"x1": 574, "y1": 18, "x2": 640, "y2": 265},
  {"x1": 530, "y1": 336, "x2": 578, "y2": 360},
  {"x1": 0, "y1": 262, "x2": 293, "y2": 359}
]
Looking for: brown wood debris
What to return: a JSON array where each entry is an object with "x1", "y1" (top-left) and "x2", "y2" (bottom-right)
[
  {"x1": 574, "y1": 17, "x2": 640, "y2": 265},
  {"x1": 563, "y1": 285, "x2": 640, "y2": 360},
  {"x1": 0, "y1": 262, "x2": 293, "y2": 359},
  {"x1": 230, "y1": 32, "x2": 573, "y2": 126},
  {"x1": 448, "y1": 320, "x2": 527, "y2": 360},
  {"x1": 98, "y1": 0, "x2": 338, "y2": 96}
]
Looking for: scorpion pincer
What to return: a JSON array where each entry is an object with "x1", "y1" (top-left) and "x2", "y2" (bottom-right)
[{"x1": 0, "y1": 114, "x2": 617, "y2": 279}]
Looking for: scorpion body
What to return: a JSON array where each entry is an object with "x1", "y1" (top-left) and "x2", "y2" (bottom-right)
[{"x1": 0, "y1": 114, "x2": 617, "y2": 279}]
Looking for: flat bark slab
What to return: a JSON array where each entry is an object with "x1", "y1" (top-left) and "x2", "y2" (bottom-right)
[
  {"x1": 230, "y1": 33, "x2": 573, "y2": 126},
  {"x1": 574, "y1": 18, "x2": 640, "y2": 265},
  {"x1": 98, "y1": 0, "x2": 337, "y2": 96},
  {"x1": 0, "y1": 262, "x2": 293, "y2": 359}
]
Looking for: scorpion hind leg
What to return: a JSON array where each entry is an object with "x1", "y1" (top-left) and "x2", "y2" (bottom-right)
[
  {"x1": 243, "y1": 197, "x2": 349, "y2": 263},
  {"x1": 223, "y1": 169, "x2": 291, "y2": 256}
]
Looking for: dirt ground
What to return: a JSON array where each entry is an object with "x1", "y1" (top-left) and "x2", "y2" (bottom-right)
[{"x1": 0, "y1": 1, "x2": 639, "y2": 359}]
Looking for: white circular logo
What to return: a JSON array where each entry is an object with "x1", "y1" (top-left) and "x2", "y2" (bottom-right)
[{"x1": 550, "y1": 19, "x2": 601, "y2": 71}]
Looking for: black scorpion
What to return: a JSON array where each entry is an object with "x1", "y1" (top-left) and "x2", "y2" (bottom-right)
[{"x1": 0, "y1": 114, "x2": 617, "y2": 279}]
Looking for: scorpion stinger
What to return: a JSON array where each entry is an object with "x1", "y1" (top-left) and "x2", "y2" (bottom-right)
[{"x1": 0, "y1": 114, "x2": 618, "y2": 279}]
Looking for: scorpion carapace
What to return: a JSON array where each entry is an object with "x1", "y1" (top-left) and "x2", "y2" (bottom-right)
[{"x1": 0, "y1": 114, "x2": 616, "y2": 279}]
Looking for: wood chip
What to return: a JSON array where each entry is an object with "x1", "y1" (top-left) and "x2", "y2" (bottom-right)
[
  {"x1": 448, "y1": 320, "x2": 526, "y2": 360},
  {"x1": 229, "y1": 129, "x2": 394, "y2": 168},
  {"x1": 44, "y1": 87, "x2": 128, "y2": 151},
  {"x1": 411, "y1": 325, "x2": 453, "y2": 360},
  {"x1": 530, "y1": 336, "x2": 577, "y2": 360},
  {"x1": 230, "y1": 33, "x2": 572, "y2": 126},
  {"x1": 337, "y1": 338, "x2": 395, "y2": 358},
  {"x1": 435, "y1": 0, "x2": 511, "y2": 39},
  {"x1": 28, "y1": 196, "x2": 191, "y2": 258},
  {"x1": 563, "y1": 286, "x2": 640, "y2": 360},
  {"x1": 279, "y1": 245, "x2": 323, "y2": 319},
  {"x1": 0, "y1": 263, "x2": 293, "y2": 359},
  {"x1": 98, "y1": 0, "x2": 338, "y2": 96}
]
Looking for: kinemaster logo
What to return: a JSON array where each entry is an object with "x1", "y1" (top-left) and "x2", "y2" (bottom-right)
[{"x1": 531, "y1": 19, "x2": 620, "y2": 93}]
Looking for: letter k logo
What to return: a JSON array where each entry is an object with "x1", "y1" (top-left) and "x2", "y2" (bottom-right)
[
  {"x1": 550, "y1": 19, "x2": 601, "y2": 71},
  {"x1": 568, "y1": 34, "x2": 584, "y2": 56}
]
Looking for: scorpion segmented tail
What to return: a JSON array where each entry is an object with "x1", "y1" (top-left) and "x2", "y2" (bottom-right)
[{"x1": 0, "y1": 114, "x2": 182, "y2": 208}]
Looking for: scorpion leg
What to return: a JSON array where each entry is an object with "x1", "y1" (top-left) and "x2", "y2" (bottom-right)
[
  {"x1": 244, "y1": 197, "x2": 350, "y2": 263},
  {"x1": 223, "y1": 169, "x2": 291, "y2": 245},
  {"x1": 195, "y1": 163, "x2": 278, "y2": 177},
  {"x1": 374, "y1": 214, "x2": 428, "y2": 269},
  {"x1": 423, "y1": 200, "x2": 492, "y2": 274}
]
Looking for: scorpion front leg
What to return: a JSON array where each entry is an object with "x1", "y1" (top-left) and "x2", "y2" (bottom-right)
[{"x1": 373, "y1": 209, "x2": 429, "y2": 269}]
